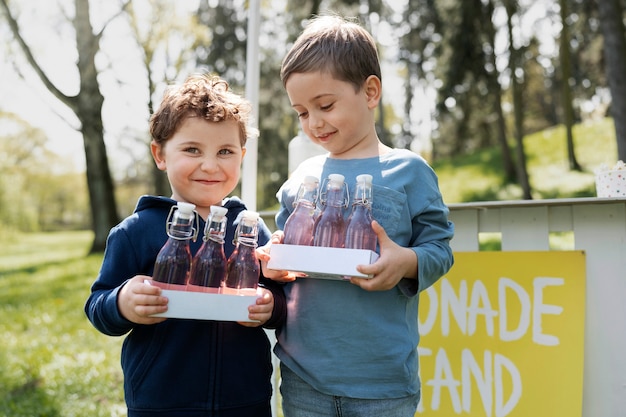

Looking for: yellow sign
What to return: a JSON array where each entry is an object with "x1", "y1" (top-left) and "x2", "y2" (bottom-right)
[{"x1": 417, "y1": 251, "x2": 585, "y2": 417}]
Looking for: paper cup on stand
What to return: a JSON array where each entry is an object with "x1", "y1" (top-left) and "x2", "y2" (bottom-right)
[{"x1": 595, "y1": 170, "x2": 626, "y2": 197}]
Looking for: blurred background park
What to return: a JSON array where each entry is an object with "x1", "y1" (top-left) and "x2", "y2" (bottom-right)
[{"x1": 1, "y1": 0, "x2": 625, "y2": 415}]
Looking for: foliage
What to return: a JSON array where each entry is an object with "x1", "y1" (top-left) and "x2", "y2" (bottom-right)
[
  {"x1": 1, "y1": 0, "x2": 120, "y2": 253},
  {"x1": 0, "y1": 112, "x2": 89, "y2": 232},
  {"x1": 2, "y1": 0, "x2": 625, "y2": 238},
  {"x1": 433, "y1": 117, "x2": 617, "y2": 203},
  {"x1": 0, "y1": 231, "x2": 126, "y2": 417}
]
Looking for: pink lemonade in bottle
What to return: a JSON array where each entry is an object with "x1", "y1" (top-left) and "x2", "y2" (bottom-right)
[
  {"x1": 283, "y1": 175, "x2": 319, "y2": 246},
  {"x1": 188, "y1": 205, "x2": 228, "y2": 293},
  {"x1": 223, "y1": 210, "x2": 261, "y2": 296},
  {"x1": 345, "y1": 174, "x2": 377, "y2": 251},
  {"x1": 152, "y1": 202, "x2": 198, "y2": 291},
  {"x1": 313, "y1": 174, "x2": 348, "y2": 248}
]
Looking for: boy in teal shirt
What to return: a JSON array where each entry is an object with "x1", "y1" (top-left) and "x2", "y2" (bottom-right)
[{"x1": 262, "y1": 14, "x2": 455, "y2": 417}]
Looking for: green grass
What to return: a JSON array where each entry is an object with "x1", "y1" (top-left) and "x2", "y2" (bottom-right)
[
  {"x1": 0, "y1": 231, "x2": 126, "y2": 417},
  {"x1": 0, "y1": 231, "x2": 285, "y2": 417},
  {"x1": 433, "y1": 118, "x2": 618, "y2": 203}
]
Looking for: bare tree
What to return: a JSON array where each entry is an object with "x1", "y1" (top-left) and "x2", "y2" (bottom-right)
[
  {"x1": 596, "y1": 0, "x2": 626, "y2": 161},
  {"x1": 559, "y1": 0, "x2": 582, "y2": 171},
  {"x1": 125, "y1": 0, "x2": 181, "y2": 198},
  {"x1": 485, "y1": 0, "x2": 516, "y2": 182},
  {"x1": 504, "y1": 0, "x2": 531, "y2": 199},
  {"x1": 0, "y1": 0, "x2": 123, "y2": 252}
]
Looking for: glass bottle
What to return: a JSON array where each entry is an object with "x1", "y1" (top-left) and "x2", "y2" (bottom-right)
[
  {"x1": 152, "y1": 202, "x2": 198, "y2": 291},
  {"x1": 345, "y1": 174, "x2": 378, "y2": 251},
  {"x1": 223, "y1": 210, "x2": 261, "y2": 295},
  {"x1": 283, "y1": 175, "x2": 319, "y2": 246},
  {"x1": 188, "y1": 205, "x2": 228, "y2": 293},
  {"x1": 313, "y1": 173, "x2": 348, "y2": 248}
]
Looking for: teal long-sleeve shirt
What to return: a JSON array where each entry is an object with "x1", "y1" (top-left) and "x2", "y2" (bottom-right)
[{"x1": 274, "y1": 149, "x2": 454, "y2": 399}]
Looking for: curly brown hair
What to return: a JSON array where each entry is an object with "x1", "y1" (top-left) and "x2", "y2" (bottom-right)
[{"x1": 149, "y1": 74, "x2": 258, "y2": 147}]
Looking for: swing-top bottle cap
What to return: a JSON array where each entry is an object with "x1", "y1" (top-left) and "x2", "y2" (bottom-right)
[
  {"x1": 210, "y1": 205, "x2": 228, "y2": 217},
  {"x1": 301, "y1": 176, "x2": 319, "y2": 193},
  {"x1": 242, "y1": 210, "x2": 260, "y2": 221},
  {"x1": 303, "y1": 175, "x2": 319, "y2": 185},
  {"x1": 328, "y1": 173, "x2": 345, "y2": 184},
  {"x1": 176, "y1": 201, "x2": 196, "y2": 218},
  {"x1": 356, "y1": 174, "x2": 373, "y2": 184}
]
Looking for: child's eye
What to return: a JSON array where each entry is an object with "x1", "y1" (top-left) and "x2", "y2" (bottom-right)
[
  {"x1": 297, "y1": 111, "x2": 308, "y2": 119},
  {"x1": 320, "y1": 103, "x2": 333, "y2": 111},
  {"x1": 184, "y1": 147, "x2": 200, "y2": 154},
  {"x1": 218, "y1": 148, "x2": 234, "y2": 155}
]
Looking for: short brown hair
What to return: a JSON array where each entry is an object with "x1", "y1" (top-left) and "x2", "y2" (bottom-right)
[
  {"x1": 149, "y1": 74, "x2": 257, "y2": 147},
  {"x1": 280, "y1": 15, "x2": 381, "y2": 91}
]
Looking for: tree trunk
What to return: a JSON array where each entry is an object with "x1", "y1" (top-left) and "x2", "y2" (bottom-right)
[
  {"x1": 126, "y1": 1, "x2": 172, "y2": 198},
  {"x1": 505, "y1": 0, "x2": 532, "y2": 199},
  {"x1": 0, "y1": 0, "x2": 120, "y2": 252},
  {"x1": 148, "y1": 73, "x2": 170, "y2": 197},
  {"x1": 74, "y1": 0, "x2": 119, "y2": 252},
  {"x1": 78, "y1": 106, "x2": 119, "y2": 252},
  {"x1": 402, "y1": 63, "x2": 415, "y2": 149},
  {"x1": 597, "y1": 0, "x2": 626, "y2": 161},
  {"x1": 559, "y1": 0, "x2": 582, "y2": 171},
  {"x1": 485, "y1": 0, "x2": 516, "y2": 182}
]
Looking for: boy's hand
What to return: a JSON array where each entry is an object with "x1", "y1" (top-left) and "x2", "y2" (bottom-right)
[
  {"x1": 238, "y1": 288, "x2": 274, "y2": 327},
  {"x1": 257, "y1": 231, "x2": 299, "y2": 282},
  {"x1": 118, "y1": 275, "x2": 168, "y2": 325},
  {"x1": 350, "y1": 221, "x2": 418, "y2": 291}
]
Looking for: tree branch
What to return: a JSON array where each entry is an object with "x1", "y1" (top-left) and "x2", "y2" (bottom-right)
[{"x1": 0, "y1": 0, "x2": 78, "y2": 111}]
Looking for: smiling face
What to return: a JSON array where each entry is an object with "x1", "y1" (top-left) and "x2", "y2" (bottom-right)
[
  {"x1": 151, "y1": 117, "x2": 245, "y2": 219},
  {"x1": 285, "y1": 71, "x2": 382, "y2": 159}
]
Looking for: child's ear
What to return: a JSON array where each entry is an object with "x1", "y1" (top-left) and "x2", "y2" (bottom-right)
[
  {"x1": 364, "y1": 75, "x2": 382, "y2": 109},
  {"x1": 151, "y1": 141, "x2": 167, "y2": 171}
]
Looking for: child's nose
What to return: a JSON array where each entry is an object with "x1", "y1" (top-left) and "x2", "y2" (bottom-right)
[
  {"x1": 201, "y1": 156, "x2": 219, "y2": 171},
  {"x1": 308, "y1": 113, "x2": 324, "y2": 130}
]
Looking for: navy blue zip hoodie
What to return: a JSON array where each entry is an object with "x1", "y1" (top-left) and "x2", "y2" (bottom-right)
[{"x1": 85, "y1": 195, "x2": 286, "y2": 417}]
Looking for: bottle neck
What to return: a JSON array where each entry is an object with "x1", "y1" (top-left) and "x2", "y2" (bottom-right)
[
  {"x1": 168, "y1": 218, "x2": 194, "y2": 240},
  {"x1": 302, "y1": 188, "x2": 318, "y2": 203},
  {"x1": 295, "y1": 199, "x2": 315, "y2": 210},
  {"x1": 236, "y1": 235, "x2": 258, "y2": 248},
  {"x1": 234, "y1": 218, "x2": 258, "y2": 248},
  {"x1": 165, "y1": 204, "x2": 198, "y2": 241},
  {"x1": 204, "y1": 219, "x2": 226, "y2": 243},
  {"x1": 206, "y1": 233, "x2": 225, "y2": 244},
  {"x1": 325, "y1": 188, "x2": 345, "y2": 208},
  {"x1": 353, "y1": 184, "x2": 373, "y2": 206},
  {"x1": 352, "y1": 202, "x2": 370, "y2": 210},
  {"x1": 351, "y1": 199, "x2": 372, "y2": 212}
]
